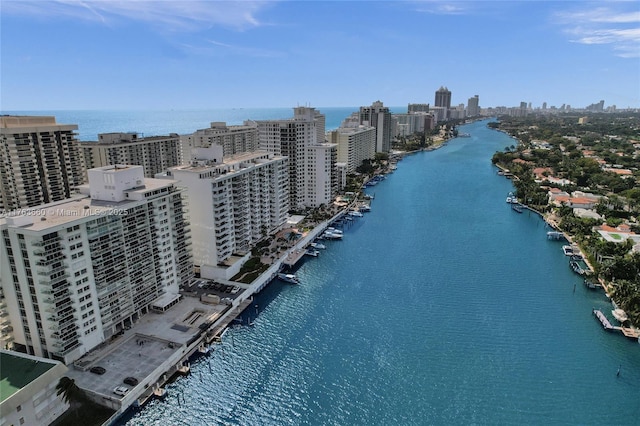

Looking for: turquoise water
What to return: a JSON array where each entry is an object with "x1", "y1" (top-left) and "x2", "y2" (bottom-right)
[
  {"x1": 2, "y1": 107, "x2": 404, "y2": 141},
  {"x1": 117, "y1": 119, "x2": 640, "y2": 425}
]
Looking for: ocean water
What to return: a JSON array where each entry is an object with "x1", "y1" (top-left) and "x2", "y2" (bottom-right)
[
  {"x1": 2, "y1": 107, "x2": 404, "y2": 141},
  {"x1": 118, "y1": 119, "x2": 640, "y2": 425}
]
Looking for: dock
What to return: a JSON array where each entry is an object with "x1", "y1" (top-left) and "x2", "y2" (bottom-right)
[
  {"x1": 206, "y1": 298, "x2": 254, "y2": 343},
  {"x1": 593, "y1": 309, "x2": 614, "y2": 330},
  {"x1": 614, "y1": 326, "x2": 640, "y2": 340},
  {"x1": 282, "y1": 248, "x2": 306, "y2": 267}
]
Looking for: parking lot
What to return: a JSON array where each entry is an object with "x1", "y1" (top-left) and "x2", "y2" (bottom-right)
[
  {"x1": 183, "y1": 278, "x2": 248, "y2": 303},
  {"x1": 66, "y1": 295, "x2": 229, "y2": 405}
]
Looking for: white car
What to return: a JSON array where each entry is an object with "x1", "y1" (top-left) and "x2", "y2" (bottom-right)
[
  {"x1": 230, "y1": 286, "x2": 240, "y2": 294},
  {"x1": 113, "y1": 386, "x2": 129, "y2": 396}
]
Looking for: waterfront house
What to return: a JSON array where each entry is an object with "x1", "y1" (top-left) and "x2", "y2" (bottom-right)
[
  {"x1": 548, "y1": 188, "x2": 570, "y2": 201},
  {"x1": 595, "y1": 223, "x2": 638, "y2": 244},
  {"x1": 553, "y1": 195, "x2": 597, "y2": 210}
]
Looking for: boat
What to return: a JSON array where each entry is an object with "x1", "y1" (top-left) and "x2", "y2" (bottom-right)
[
  {"x1": 583, "y1": 279, "x2": 598, "y2": 290},
  {"x1": 348, "y1": 210, "x2": 363, "y2": 217},
  {"x1": 310, "y1": 242, "x2": 326, "y2": 250},
  {"x1": 359, "y1": 204, "x2": 371, "y2": 212},
  {"x1": 506, "y1": 196, "x2": 518, "y2": 204},
  {"x1": 305, "y1": 249, "x2": 320, "y2": 257},
  {"x1": 612, "y1": 308, "x2": 629, "y2": 323},
  {"x1": 457, "y1": 132, "x2": 471, "y2": 137},
  {"x1": 570, "y1": 260, "x2": 585, "y2": 275},
  {"x1": 326, "y1": 227, "x2": 343, "y2": 234},
  {"x1": 570, "y1": 254, "x2": 583, "y2": 261},
  {"x1": 277, "y1": 273, "x2": 300, "y2": 284},
  {"x1": 562, "y1": 245, "x2": 574, "y2": 256},
  {"x1": 547, "y1": 231, "x2": 564, "y2": 240},
  {"x1": 511, "y1": 203, "x2": 523, "y2": 213},
  {"x1": 322, "y1": 231, "x2": 343, "y2": 240}
]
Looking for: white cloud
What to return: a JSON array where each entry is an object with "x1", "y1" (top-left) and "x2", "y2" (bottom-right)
[
  {"x1": 412, "y1": 1, "x2": 469, "y2": 15},
  {"x1": 205, "y1": 39, "x2": 285, "y2": 58},
  {"x1": 3, "y1": 0, "x2": 274, "y2": 31},
  {"x1": 554, "y1": 5, "x2": 640, "y2": 58}
]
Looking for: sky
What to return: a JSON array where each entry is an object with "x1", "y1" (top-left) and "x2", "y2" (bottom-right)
[{"x1": 1, "y1": 0, "x2": 639, "y2": 111}]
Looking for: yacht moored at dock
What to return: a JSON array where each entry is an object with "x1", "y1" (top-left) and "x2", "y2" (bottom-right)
[
  {"x1": 547, "y1": 230, "x2": 564, "y2": 240},
  {"x1": 305, "y1": 249, "x2": 320, "y2": 257},
  {"x1": 277, "y1": 273, "x2": 300, "y2": 284},
  {"x1": 310, "y1": 242, "x2": 326, "y2": 250},
  {"x1": 570, "y1": 260, "x2": 586, "y2": 275}
]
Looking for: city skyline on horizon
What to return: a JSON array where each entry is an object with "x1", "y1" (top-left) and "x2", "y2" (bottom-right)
[{"x1": 1, "y1": 1, "x2": 639, "y2": 111}]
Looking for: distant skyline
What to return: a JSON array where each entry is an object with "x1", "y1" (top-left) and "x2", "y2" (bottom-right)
[{"x1": 1, "y1": 1, "x2": 639, "y2": 111}]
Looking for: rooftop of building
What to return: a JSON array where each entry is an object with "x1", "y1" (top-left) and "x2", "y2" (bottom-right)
[
  {"x1": 175, "y1": 150, "x2": 283, "y2": 173},
  {"x1": 0, "y1": 350, "x2": 59, "y2": 403},
  {"x1": 1, "y1": 178, "x2": 176, "y2": 231},
  {"x1": 0, "y1": 115, "x2": 77, "y2": 130},
  {"x1": 80, "y1": 134, "x2": 179, "y2": 145}
]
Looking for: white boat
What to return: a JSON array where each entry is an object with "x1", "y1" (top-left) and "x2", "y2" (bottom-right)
[
  {"x1": 326, "y1": 227, "x2": 342, "y2": 234},
  {"x1": 322, "y1": 231, "x2": 343, "y2": 240},
  {"x1": 612, "y1": 308, "x2": 629, "y2": 323},
  {"x1": 348, "y1": 210, "x2": 363, "y2": 217},
  {"x1": 359, "y1": 205, "x2": 371, "y2": 212},
  {"x1": 277, "y1": 273, "x2": 300, "y2": 284},
  {"x1": 562, "y1": 245, "x2": 574, "y2": 256},
  {"x1": 310, "y1": 242, "x2": 326, "y2": 249},
  {"x1": 547, "y1": 231, "x2": 563, "y2": 240},
  {"x1": 305, "y1": 249, "x2": 320, "y2": 257}
]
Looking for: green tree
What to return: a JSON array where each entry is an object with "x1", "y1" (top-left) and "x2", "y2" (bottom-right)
[{"x1": 56, "y1": 376, "x2": 84, "y2": 417}]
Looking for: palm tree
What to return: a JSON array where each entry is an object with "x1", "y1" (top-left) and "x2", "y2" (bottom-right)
[{"x1": 56, "y1": 376, "x2": 85, "y2": 417}]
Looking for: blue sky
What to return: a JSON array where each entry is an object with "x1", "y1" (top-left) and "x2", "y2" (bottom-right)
[{"x1": 2, "y1": 1, "x2": 639, "y2": 110}]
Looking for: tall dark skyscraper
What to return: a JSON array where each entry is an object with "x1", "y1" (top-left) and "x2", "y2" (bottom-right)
[{"x1": 434, "y1": 86, "x2": 452, "y2": 109}]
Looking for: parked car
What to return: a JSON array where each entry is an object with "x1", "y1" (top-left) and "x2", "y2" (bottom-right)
[
  {"x1": 231, "y1": 286, "x2": 240, "y2": 294},
  {"x1": 90, "y1": 366, "x2": 106, "y2": 375},
  {"x1": 123, "y1": 376, "x2": 139, "y2": 386},
  {"x1": 113, "y1": 386, "x2": 129, "y2": 396}
]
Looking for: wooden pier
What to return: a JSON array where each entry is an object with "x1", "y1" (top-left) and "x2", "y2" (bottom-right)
[{"x1": 593, "y1": 309, "x2": 614, "y2": 330}]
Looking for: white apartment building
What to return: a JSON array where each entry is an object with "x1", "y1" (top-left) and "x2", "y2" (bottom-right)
[
  {"x1": 182, "y1": 121, "x2": 259, "y2": 160},
  {"x1": 0, "y1": 165, "x2": 192, "y2": 364},
  {"x1": 0, "y1": 350, "x2": 69, "y2": 426},
  {"x1": 168, "y1": 146, "x2": 289, "y2": 280},
  {"x1": 326, "y1": 126, "x2": 376, "y2": 173},
  {"x1": 359, "y1": 101, "x2": 393, "y2": 153},
  {"x1": 393, "y1": 113, "x2": 435, "y2": 136},
  {"x1": 306, "y1": 144, "x2": 338, "y2": 207},
  {"x1": 81, "y1": 132, "x2": 182, "y2": 178},
  {"x1": 254, "y1": 107, "x2": 336, "y2": 210},
  {"x1": 0, "y1": 116, "x2": 86, "y2": 211}
]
